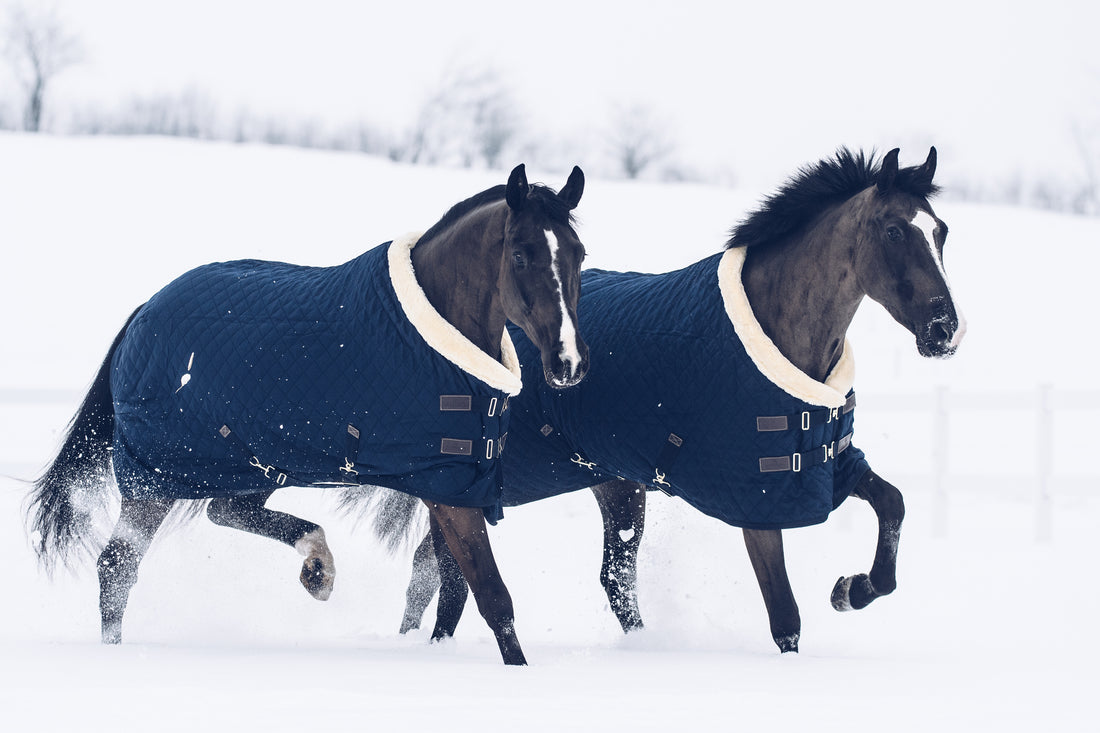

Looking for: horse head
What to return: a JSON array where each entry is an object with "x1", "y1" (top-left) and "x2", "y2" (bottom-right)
[
  {"x1": 856, "y1": 147, "x2": 965, "y2": 358},
  {"x1": 499, "y1": 164, "x2": 590, "y2": 388}
]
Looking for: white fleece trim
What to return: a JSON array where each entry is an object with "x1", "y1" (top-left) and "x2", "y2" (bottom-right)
[
  {"x1": 388, "y1": 232, "x2": 523, "y2": 396},
  {"x1": 717, "y1": 247, "x2": 855, "y2": 408}
]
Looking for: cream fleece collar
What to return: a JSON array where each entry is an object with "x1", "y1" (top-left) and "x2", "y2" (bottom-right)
[
  {"x1": 717, "y1": 247, "x2": 855, "y2": 408},
  {"x1": 387, "y1": 232, "x2": 523, "y2": 396}
]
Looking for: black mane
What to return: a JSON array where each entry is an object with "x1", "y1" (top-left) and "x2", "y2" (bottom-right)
[
  {"x1": 727, "y1": 148, "x2": 940, "y2": 249},
  {"x1": 420, "y1": 182, "x2": 575, "y2": 243}
]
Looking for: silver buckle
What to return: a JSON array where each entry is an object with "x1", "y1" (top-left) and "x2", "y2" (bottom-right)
[
  {"x1": 488, "y1": 397, "x2": 498, "y2": 417},
  {"x1": 801, "y1": 411, "x2": 810, "y2": 430},
  {"x1": 571, "y1": 453, "x2": 597, "y2": 471},
  {"x1": 339, "y1": 458, "x2": 358, "y2": 476},
  {"x1": 792, "y1": 452, "x2": 801, "y2": 473}
]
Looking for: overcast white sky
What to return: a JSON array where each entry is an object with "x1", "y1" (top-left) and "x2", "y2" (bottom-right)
[{"x1": 8, "y1": 0, "x2": 1100, "y2": 186}]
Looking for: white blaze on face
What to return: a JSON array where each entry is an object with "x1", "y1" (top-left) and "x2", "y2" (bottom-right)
[
  {"x1": 911, "y1": 210, "x2": 967, "y2": 348},
  {"x1": 544, "y1": 228, "x2": 583, "y2": 378}
]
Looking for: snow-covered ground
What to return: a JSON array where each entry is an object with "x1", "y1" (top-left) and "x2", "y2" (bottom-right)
[{"x1": 1, "y1": 133, "x2": 1096, "y2": 731}]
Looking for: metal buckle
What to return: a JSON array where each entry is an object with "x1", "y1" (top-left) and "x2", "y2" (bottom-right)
[
  {"x1": 486, "y1": 439, "x2": 494, "y2": 460},
  {"x1": 339, "y1": 458, "x2": 358, "y2": 476},
  {"x1": 488, "y1": 397, "x2": 498, "y2": 417},
  {"x1": 801, "y1": 411, "x2": 810, "y2": 430},
  {"x1": 792, "y1": 452, "x2": 801, "y2": 472},
  {"x1": 654, "y1": 469, "x2": 670, "y2": 488}
]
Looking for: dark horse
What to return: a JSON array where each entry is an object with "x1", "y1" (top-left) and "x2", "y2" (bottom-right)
[
  {"x1": 27, "y1": 164, "x2": 589, "y2": 666},
  {"x1": 364, "y1": 148, "x2": 964, "y2": 652}
]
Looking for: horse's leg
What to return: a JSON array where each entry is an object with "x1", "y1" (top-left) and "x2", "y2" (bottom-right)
[
  {"x1": 591, "y1": 479, "x2": 646, "y2": 632},
  {"x1": 831, "y1": 469, "x2": 905, "y2": 611},
  {"x1": 426, "y1": 514, "x2": 470, "y2": 640},
  {"x1": 426, "y1": 502, "x2": 526, "y2": 665},
  {"x1": 98, "y1": 497, "x2": 174, "y2": 644},
  {"x1": 206, "y1": 490, "x2": 335, "y2": 600},
  {"x1": 743, "y1": 528, "x2": 800, "y2": 653},
  {"x1": 399, "y1": 530, "x2": 442, "y2": 633}
]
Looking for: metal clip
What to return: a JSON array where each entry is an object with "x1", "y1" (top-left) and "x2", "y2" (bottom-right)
[
  {"x1": 653, "y1": 469, "x2": 670, "y2": 488},
  {"x1": 830, "y1": 407, "x2": 839, "y2": 423},
  {"x1": 822, "y1": 442, "x2": 834, "y2": 462},
  {"x1": 792, "y1": 452, "x2": 802, "y2": 473},
  {"x1": 339, "y1": 458, "x2": 358, "y2": 476},
  {"x1": 801, "y1": 411, "x2": 810, "y2": 430},
  {"x1": 486, "y1": 439, "x2": 494, "y2": 460},
  {"x1": 488, "y1": 397, "x2": 498, "y2": 417},
  {"x1": 571, "y1": 453, "x2": 597, "y2": 471},
  {"x1": 249, "y1": 456, "x2": 287, "y2": 485}
]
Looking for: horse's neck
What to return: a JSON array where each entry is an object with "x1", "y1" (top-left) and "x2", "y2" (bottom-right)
[
  {"x1": 740, "y1": 205, "x2": 865, "y2": 382},
  {"x1": 410, "y1": 215, "x2": 507, "y2": 360}
]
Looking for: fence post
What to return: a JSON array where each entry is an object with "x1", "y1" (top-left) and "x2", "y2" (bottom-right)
[
  {"x1": 1035, "y1": 384, "x2": 1053, "y2": 542},
  {"x1": 932, "y1": 385, "x2": 949, "y2": 537}
]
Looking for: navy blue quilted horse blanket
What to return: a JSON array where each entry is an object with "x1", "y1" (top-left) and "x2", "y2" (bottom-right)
[
  {"x1": 110, "y1": 234, "x2": 521, "y2": 521},
  {"x1": 502, "y1": 247, "x2": 870, "y2": 530}
]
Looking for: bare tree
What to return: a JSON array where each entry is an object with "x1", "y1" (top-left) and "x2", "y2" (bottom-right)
[
  {"x1": 397, "y1": 67, "x2": 521, "y2": 169},
  {"x1": 3, "y1": 3, "x2": 81, "y2": 132},
  {"x1": 606, "y1": 102, "x2": 674, "y2": 179}
]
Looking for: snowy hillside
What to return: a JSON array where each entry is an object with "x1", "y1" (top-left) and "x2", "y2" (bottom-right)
[{"x1": 1, "y1": 134, "x2": 1096, "y2": 731}]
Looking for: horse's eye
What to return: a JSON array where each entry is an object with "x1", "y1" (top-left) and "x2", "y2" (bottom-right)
[
  {"x1": 512, "y1": 251, "x2": 526, "y2": 268},
  {"x1": 886, "y1": 225, "x2": 904, "y2": 242}
]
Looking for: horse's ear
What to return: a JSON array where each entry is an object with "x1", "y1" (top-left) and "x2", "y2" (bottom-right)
[
  {"x1": 558, "y1": 166, "x2": 585, "y2": 210},
  {"x1": 914, "y1": 146, "x2": 937, "y2": 188},
  {"x1": 877, "y1": 148, "x2": 900, "y2": 193},
  {"x1": 506, "y1": 164, "x2": 529, "y2": 210}
]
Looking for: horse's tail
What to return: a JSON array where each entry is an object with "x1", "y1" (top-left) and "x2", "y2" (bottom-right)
[
  {"x1": 333, "y1": 485, "x2": 428, "y2": 554},
  {"x1": 26, "y1": 307, "x2": 141, "y2": 572}
]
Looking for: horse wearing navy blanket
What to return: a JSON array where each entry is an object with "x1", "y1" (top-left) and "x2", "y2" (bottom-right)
[
  {"x1": 360, "y1": 148, "x2": 964, "y2": 653},
  {"x1": 27, "y1": 164, "x2": 588, "y2": 665}
]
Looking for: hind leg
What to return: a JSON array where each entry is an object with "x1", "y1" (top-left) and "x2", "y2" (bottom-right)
[
  {"x1": 399, "y1": 530, "x2": 442, "y2": 634},
  {"x1": 591, "y1": 479, "x2": 646, "y2": 632},
  {"x1": 206, "y1": 490, "x2": 335, "y2": 600},
  {"x1": 98, "y1": 498, "x2": 174, "y2": 644},
  {"x1": 743, "y1": 528, "x2": 800, "y2": 653},
  {"x1": 831, "y1": 469, "x2": 905, "y2": 612}
]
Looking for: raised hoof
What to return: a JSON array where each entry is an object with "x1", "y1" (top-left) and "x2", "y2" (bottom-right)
[
  {"x1": 775, "y1": 633, "x2": 799, "y2": 653},
  {"x1": 831, "y1": 573, "x2": 876, "y2": 612},
  {"x1": 300, "y1": 557, "x2": 334, "y2": 601}
]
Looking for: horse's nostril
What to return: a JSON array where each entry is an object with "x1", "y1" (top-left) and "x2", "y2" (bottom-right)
[{"x1": 931, "y1": 322, "x2": 951, "y2": 344}]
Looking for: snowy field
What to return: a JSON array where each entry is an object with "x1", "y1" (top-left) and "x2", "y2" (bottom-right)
[{"x1": 1, "y1": 133, "x2": 1097, "y2": 731}]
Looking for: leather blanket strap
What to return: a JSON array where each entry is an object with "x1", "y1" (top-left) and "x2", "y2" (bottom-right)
[
  {"x1": 499, "y1": 248, "x2": 871, "y2": 530},
  {"x1": 110, "y1": 236, "x2": 521, "y2": 523}
]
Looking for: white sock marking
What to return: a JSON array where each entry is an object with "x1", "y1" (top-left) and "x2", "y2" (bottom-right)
[{"x1": 544, "y1": 229, "x2": 583, "y2": 378}]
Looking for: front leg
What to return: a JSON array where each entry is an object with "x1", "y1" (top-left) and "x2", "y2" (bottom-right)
[
  {"x1": 743, "y1": 528, "x2": 800, "y2": 653},
  {"x1": 426, "y1": 502, "x2": 526, "y2": 665},
  {"x1": 831, "y1": 469, "x2": 904, "y2": 611},
  {"x1": 207, "y1": 490, "x2": 335, "y2": 600}
]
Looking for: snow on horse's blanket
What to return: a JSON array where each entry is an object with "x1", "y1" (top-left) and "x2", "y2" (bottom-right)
[
  {"x1": 110, "y1": 233, "x2": 520, "y2": 521},
  {"x1": 503, "y1": 247, "x2": 870, "y2": 530}
]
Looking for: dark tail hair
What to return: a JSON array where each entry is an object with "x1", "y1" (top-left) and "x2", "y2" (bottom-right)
[
  {"x1": 333, "y1": 485, "x2": 427, "y2": 554},
  {"x1": 26, "y1": 308, "x2": 141, "y2": 571}
]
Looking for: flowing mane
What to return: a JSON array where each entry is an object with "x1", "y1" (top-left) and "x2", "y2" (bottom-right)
[
  {"x1": 727, "y1": 148, "x2": 940, "y2": 249},
  {"x1": 420, "y1": 183, "x2": 576, "y2": 244}
]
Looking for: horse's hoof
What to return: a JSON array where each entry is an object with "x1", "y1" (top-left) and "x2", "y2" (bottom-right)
[
  {"x1": 295, "y1": 529, "x2": 335, "y2": 600},
  {"x1": 300, "y1": 557, "x2": 334, "y2": 600},
  {"x1": 831, "y1": 573, "x2": 876, "y2": 612},
  {"x1": 775, "y1": 633, "x2": 799, "y2": 653}
]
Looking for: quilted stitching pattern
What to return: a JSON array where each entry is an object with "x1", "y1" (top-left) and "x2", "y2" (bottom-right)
[
  {"x1": 110, "y1": 242, "x2": 510, "y2": 520},
  {"x1": 501, "y1": 253, "x2": 870, "y2": 530}
]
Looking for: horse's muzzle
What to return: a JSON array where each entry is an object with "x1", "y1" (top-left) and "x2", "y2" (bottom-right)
[
  {"x1": 544, "y1": 343, "x2": 590, "y2": 389},
  {"x1": 916, "y1": 305, "x2": 964, "y2": 359}
]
